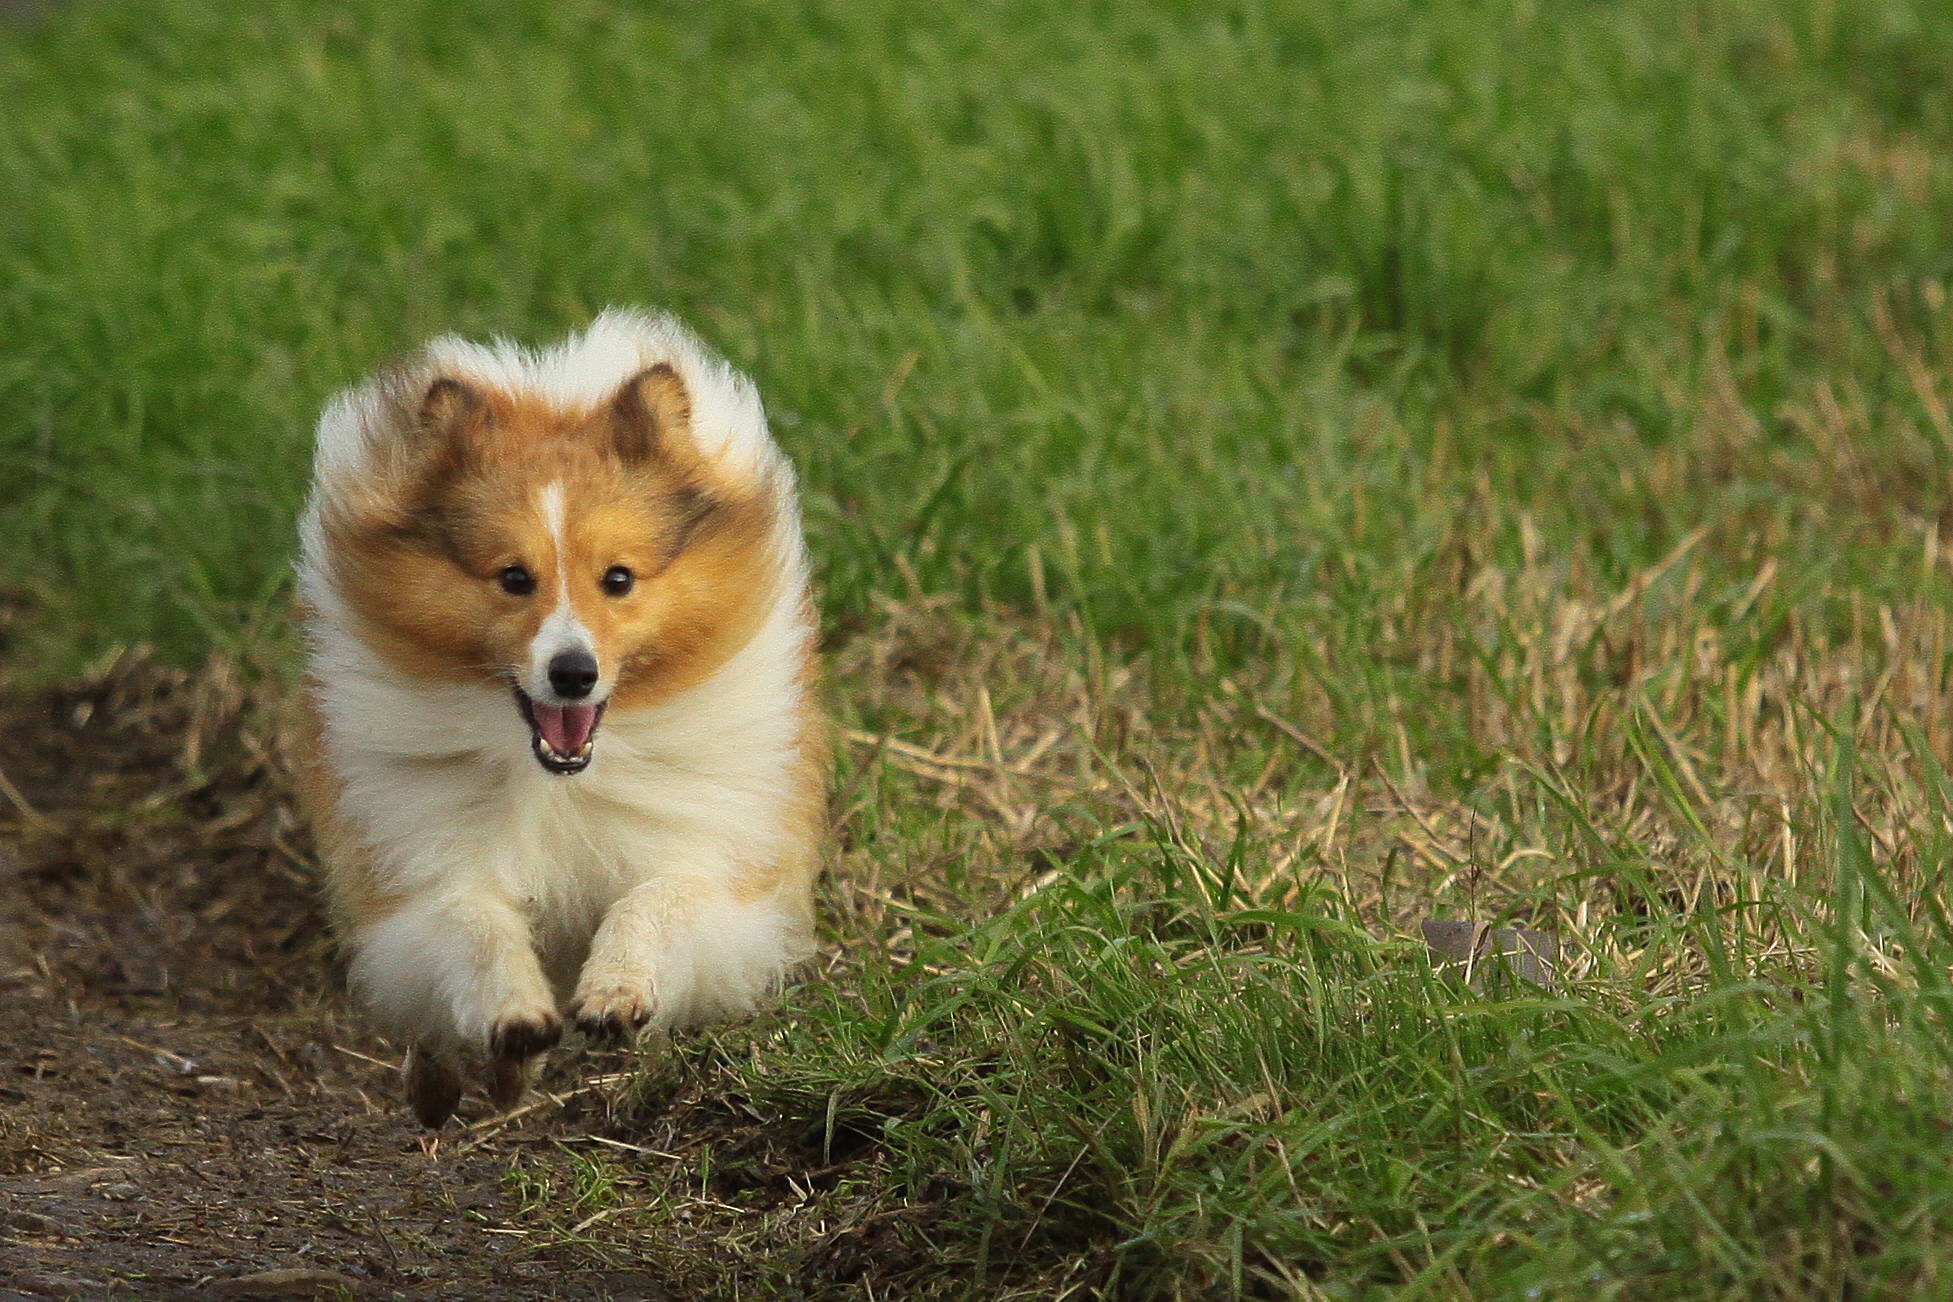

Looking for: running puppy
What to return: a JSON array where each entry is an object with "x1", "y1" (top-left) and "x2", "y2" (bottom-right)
[{"x1": 294, "y1": 310, "x2": 825, "y2": 1127}]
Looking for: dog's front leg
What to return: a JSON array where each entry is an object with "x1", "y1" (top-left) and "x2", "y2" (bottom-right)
[
  {"x1": 347, "y1": 887, "x2": 561, "y2": 1123},
  {"x1": 569, "y1": 872, "x2": 803, "y2": 1041}
]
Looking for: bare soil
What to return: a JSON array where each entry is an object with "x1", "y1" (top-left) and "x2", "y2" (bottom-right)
[{"x1": 0, "y1": 653, "x2": 688, "y2": 1300}]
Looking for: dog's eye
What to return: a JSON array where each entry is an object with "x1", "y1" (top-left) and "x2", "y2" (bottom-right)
[
  {"x1": 499, "y1": 565, "x2": 536, "y2": 596},
  {"x1": 601, "y1": 566, "x2": 634, "y2": 597}
]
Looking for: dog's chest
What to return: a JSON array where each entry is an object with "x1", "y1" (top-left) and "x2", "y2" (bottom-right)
[{"x1": 479, "y1": 780, "x2": 666, "y2": 914}]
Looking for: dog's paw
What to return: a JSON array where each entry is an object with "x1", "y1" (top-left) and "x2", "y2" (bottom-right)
[
  {"x1": 405, "y1": 1046, "x2": 463, "y2": 1130},
  {"x1": 569, "y1": 984, "x2": 656, "y2": 1042},
  {"x1": 484, "y1": 1053, "x2": 537, "y2": 1111},
  {"x1": 487, "y1": 1010, "x2": 562, "y2": 1062}
]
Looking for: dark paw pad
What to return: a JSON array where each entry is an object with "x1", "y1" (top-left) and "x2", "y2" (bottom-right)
[{"x1": 488, "y1": 1015, "x2": 562, "y2": 1062}]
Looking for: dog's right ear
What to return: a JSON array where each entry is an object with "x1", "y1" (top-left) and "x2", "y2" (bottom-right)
[
  {"x1": 390, "y1": 377, "x2": 489, "y2": 510},
  {"x1": 408, "y1": 376, "x2": 491, "y2": 484},
  {"x1": 418, "y1": 377, "x2": 483, "y2": 440}
]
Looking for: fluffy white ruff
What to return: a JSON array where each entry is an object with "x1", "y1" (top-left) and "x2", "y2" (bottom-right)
[{"x1": 297, "y1": 311, "x2": 816, "y2": 1055}]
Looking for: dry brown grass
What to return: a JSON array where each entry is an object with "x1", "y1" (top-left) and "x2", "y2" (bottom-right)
[{"x1": 820, "y1": 327, "x2": 1953, "y2": 1007}]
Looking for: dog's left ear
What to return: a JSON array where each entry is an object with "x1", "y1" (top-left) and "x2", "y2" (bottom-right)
[{"x1": 609, "y1": 364, "x2": 693, "y2": 464}]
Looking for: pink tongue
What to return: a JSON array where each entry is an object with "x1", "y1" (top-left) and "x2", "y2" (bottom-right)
[{"x1": 532, "y1": 703, "x2": 598, "y2": 756}]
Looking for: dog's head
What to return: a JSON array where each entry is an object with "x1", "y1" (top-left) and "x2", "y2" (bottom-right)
[{"x1": 320, "y1": 362, "x2": 781, "y2": 774}]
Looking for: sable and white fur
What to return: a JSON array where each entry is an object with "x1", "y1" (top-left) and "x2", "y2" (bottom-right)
[{"x1": 294, "y1": 310, "x2": 825, "y2": 1127}]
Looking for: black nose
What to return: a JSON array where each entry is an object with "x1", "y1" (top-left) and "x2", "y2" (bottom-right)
[{"x1": 547, "y1": 650, "x2": 599, "y2": 700}]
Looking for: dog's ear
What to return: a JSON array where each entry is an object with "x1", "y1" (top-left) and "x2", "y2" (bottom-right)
[
  {"x1": 412, "y1": 375, "x2": 491, "y2": 475},
  {"x1": 396, "y1": 376, "x2": 490, "y2": 506},
  {"x1": 609, "y1": 364, "x2": 693, "y2": 464},
  {"x1": 418, "y1": 376, "x2": 484, "y2": 441}
]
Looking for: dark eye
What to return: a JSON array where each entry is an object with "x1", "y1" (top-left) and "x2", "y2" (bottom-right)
[
  {"x1": 499, "y1": 565, "x2": 536, "y2": 596},
  {"x1": 601, "y1": 566, "x2": 634, "y2": 596}
]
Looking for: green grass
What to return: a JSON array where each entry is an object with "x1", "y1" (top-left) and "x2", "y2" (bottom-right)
[{"x1": 9, "y1": 0, "x2": 1953, "y2": 1295}]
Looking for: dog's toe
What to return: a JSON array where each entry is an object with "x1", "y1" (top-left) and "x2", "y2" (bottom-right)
[{"x1": 570, "y1": 988, "x2": 655, "y2": 1041}]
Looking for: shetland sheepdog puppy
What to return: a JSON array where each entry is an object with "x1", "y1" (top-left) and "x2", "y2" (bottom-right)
[{"x1": 293, "y1": 310, "x2": 825, "y2": 1128}]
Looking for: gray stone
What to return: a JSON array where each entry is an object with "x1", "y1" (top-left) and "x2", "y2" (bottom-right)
[{"x1": 1422, "y1": 919, "x2": 1558, "y2": 987}]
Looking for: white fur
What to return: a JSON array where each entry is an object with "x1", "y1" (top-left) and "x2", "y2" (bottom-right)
[
  {"x1": 297, "y1": 312, "x2": 816, "y2": 1058},
  {"x1": 526, "y1": 481, "x2": 599, "y2": 702}
]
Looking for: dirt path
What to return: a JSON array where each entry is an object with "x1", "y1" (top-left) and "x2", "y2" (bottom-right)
[{"x1": 0, "y1": 655, "x2": 676, "y2": 1300}]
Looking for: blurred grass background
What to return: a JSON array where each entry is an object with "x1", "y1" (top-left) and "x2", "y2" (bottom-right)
[
  {"x1": 9, "y1": 0, "x2": 1953, "y2": 1296},
  {"x1": 6, "y1": 0, "x2": 1951, "y2": 670}
]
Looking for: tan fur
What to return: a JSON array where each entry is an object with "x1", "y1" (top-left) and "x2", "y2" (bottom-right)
[
  {"x1": 738, "y1": 618, "x2": 830, "y2": 911},
  {"x1": 290, "y1": 685, "x2": 401, "y2": 927}
]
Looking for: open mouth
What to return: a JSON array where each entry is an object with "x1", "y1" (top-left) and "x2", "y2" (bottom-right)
[{"x1": 513, "y1": 687, "x2": 607, "y2": 775}]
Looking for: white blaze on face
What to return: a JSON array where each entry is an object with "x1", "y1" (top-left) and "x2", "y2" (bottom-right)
[{"x1": 527, "y1": 481, "x2": 599, "y2": 703}]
